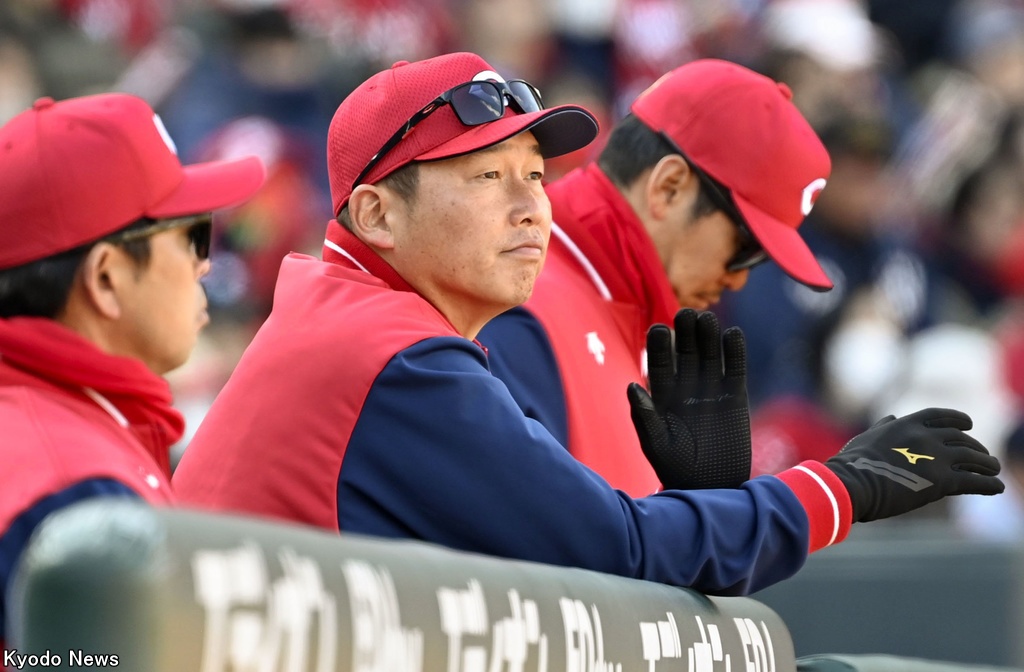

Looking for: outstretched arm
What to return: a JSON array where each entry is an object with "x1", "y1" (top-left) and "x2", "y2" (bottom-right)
[{"x1": 629, "y1": 309, "x2": 1004, "y2": 527}]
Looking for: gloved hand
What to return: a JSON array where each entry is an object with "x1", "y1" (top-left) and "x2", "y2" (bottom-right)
[
  {"x1": 825, "y1": 408, "x2": 1004, "y2": 523},
  {"x1": 627, "y1": 308, "x2": 751, "y2": 490}
]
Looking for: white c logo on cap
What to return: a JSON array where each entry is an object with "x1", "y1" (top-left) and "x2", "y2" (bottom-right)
[
  {"x1": 472, "y1": 69, "x2": 506, "y2": 83},
  {"x1": 801, "y1": 178, "x2": 827, "y2": 215},
  {"x1": 152, "y1": 113, "x2": 178, "y2": 155}
]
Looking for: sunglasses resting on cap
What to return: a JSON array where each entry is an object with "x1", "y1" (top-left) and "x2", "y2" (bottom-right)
[{"x1": 352, "y1": 79, "x2": 545, "y2": 192}]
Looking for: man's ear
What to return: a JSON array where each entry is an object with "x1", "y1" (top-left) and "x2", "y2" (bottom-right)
[
  {"x1": 645, "y1": 154, "x2": 694, "y2": 220},
  {"x1": 348, "y1": 184, "x2": 397, "y2": 251},
  {"x1": 75, "y1": 243, "x2": 124, "y2": 320}
]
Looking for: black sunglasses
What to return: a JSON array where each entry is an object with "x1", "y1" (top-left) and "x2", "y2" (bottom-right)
[
  {"x1": 351, "y1": 79, "x2": 545, "y2": 192},
  {"x1": 104, "y1": 214, "x2": 213, "y2": 260},
  {"x1": 657, "y1": 132, "x2": 769, "y2": 273}
]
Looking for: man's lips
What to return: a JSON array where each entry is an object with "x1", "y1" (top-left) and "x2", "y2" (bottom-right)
[{"x1": 503, "y1": 238, "x2": 545, "y2": 255}]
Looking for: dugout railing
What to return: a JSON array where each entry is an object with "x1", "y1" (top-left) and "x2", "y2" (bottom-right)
[{"x1": 7, "y1": 499, "x2": 1024, "y2": 672}]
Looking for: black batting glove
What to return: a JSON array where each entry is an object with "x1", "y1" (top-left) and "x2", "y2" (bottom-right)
[
  {"x1": 627, "y1": 308, "x2": 751, "y2": 490},
  {"x1": 825, "y1": 408, "x2": 1004, "y2": 523}
]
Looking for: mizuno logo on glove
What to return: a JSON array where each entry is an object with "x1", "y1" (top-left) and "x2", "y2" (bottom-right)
[
  {"x1": 825, "y1": 408, "x2": 1004, "y2": 523},
  {"x1": 892, "y1": 448, "x2": 934, "y2": 465}
]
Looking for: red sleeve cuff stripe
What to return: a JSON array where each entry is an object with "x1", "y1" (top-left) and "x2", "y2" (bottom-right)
[
  {"x1": 794, "y1": 465, "x2": 840, "y2": 545},
  {"x1": 776, "y1": 460, "x2": 853, "y2": 552}
]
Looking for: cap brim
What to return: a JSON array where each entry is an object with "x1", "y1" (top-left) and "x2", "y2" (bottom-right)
[
  {"x1": 416, "y1": 105, "x2": 598, "y2": 163},
  {"x1": 147, "y1": 155, "x2": 266, "y2": 218},
  {"x1": 734, "y1": 192, "x2": 833, "y2": 291}
]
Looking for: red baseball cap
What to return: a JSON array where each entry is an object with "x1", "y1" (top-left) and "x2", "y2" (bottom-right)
[
  {"x1": 0, "y1": 93, "x2": 266, "y2": 270},
  {"x1": 631, "y1": 59, "x2": 834, "y2": 291},
  {"x1": 328, "y1": 52, "x2": 600, "y2": 214}
]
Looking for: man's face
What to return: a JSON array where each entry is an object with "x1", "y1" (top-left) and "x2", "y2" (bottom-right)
[
  {"x1": 115, "y1": 225, "x2": 211, "y2": 374},
  {"x1": 386, "y1": 131, "x2": 550, "y2": 337},
  {"x1": 651, "y1": 203, "x2": 751, "y2": 311}
]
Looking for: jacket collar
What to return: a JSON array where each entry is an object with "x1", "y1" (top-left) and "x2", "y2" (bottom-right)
[{"x1": 322, "y1": 220, "x2": 418, "y2": 293}]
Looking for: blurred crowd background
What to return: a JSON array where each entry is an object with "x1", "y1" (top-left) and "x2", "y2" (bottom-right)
[{"x1": 5, "y1": 0, "x2": 1024, "y2": 540}]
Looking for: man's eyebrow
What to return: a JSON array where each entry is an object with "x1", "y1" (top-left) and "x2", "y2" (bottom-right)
[{"x1": 471, "y1": 138, "x2": 544, "y2": 157}]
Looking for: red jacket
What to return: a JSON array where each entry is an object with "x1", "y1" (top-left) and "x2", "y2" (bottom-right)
[
  {"x1": 173, "y1": 239, "x2": 461, "y2": 530},
  {"x1": 173, "y1": 225, "x2": 851, "y2": 594},
  {"x1": 0, "y1": 318, "x2": 180, "y2": 533},
  {"x1": 0, "y1": 318, "x2": 181, "y2": 647}
]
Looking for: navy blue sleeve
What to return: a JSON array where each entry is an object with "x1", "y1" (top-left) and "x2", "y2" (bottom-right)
[
  {"x1": 0, "y1": 479, "x2": 140, "y2": 641},
  {"x1": 338, "y1": 336, "x2": 812, "y2": 596},
  {"x1": 477, "y1": 307, "x2": 569, "y2": 447}
]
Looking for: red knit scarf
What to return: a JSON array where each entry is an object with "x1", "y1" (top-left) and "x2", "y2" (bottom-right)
[{"x1": 0, "y1": 317, "x2": 184, "y2": 476}]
